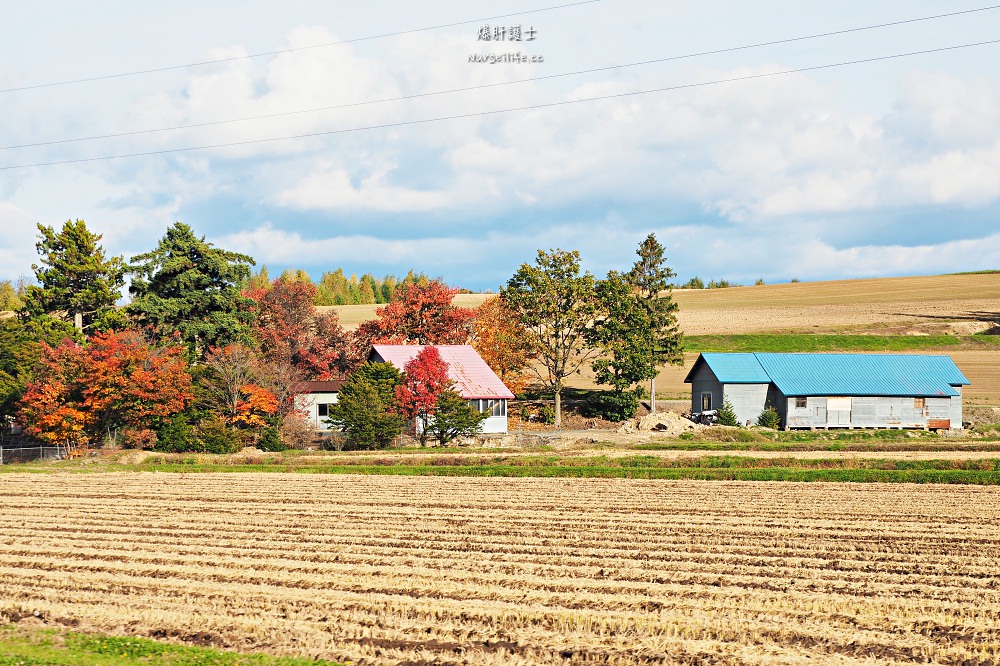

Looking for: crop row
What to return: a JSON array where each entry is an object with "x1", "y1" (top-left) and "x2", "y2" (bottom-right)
[{"x1": 1, "y1": 474, "x2": 999, "y2": 664}]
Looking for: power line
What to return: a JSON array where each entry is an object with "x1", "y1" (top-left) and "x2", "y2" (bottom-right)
[
  {"x1": 3, "y1": 38, "x2": 998, "y2": 172},
  {"x1": 3, "y1": 3, "x2": 997, "y2": 152},
  {"x1": 0, "y1": 0, "x2": 599, "y2": 94}
]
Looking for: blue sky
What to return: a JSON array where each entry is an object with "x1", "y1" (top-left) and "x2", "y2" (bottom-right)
[{"x1": 2, "y1": 0, "x2": 1000, "y2": 291}]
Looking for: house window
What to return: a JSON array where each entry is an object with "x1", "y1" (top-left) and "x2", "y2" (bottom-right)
[
  {"x1": 701, "y1": 393, "x2": 712, "y2": 411},
  {"x1": 795, "y1": 397, "x2": 807, "y2": 409},
  {"x1": 487, "y1": 399, "x2": 505, "y2": 417},
  {"x1": 317, "y1": 403, "x2": 330, "y2": 417},
  {"x1": 914, "y1": 398, "x2": 926, "y2": 409}
]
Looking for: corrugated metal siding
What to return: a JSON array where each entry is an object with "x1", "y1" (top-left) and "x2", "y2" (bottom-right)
[
  {"x1": 724, "y1": 383, "x2": 769, "y2": 426},
  {"x1": 951, "y1": 388, "x2": 963, "y2": 426},
  {"x1": 781, "y1": 395, "x2": 954, "y2": 429},
  {"x1": 786, "y1": 396, "x2": 822, "y2": 428},
  {"x1": 691, "y1": 379, "x2": 721, "y2": 413}
]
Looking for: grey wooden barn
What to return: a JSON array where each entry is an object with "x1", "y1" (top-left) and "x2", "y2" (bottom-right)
[{"x1": 685, "y1": 353, "x2": 969, "y2": 430}]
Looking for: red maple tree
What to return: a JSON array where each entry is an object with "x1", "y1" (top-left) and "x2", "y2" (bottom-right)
[
  {"x1": 395, "y1": 346, "x2": 451, "y2": 443},
  {"x1": 353, "y1": 280, "x2": 475, "y2": 352},
  {"x1": 247, "y1": 277, "x2": 353, "y2": 379}
]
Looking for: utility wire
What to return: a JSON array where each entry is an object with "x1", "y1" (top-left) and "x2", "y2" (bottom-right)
[
  {"x1": 3, "y1": 38, "x2": 998, "y2": 171},
  {"x1": 0, "y1": 0, "x2": 598, "y2": 94},
  {"x1": 2, "y1": 3, "x2": 997, "y2": 151}
]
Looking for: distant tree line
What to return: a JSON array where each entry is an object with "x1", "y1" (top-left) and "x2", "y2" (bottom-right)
[{"x1": 247, "y1": 266, "x2": 433, "y2": 305}]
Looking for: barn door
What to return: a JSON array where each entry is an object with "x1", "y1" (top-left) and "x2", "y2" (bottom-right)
[{"x1": 826, "y1": 397, "x2": 852, "y2": 427}]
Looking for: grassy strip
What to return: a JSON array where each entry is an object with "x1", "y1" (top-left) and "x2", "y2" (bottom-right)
[
  {"x1": 130, "y1": 454, "x2": 1000, "y2": 483},
  {"x1": 0, "y1": 625, "x2": 342, "y2": 666},
  {"x1": 135, "y1": 463, "x2": 1000, "y2": 483},
  {"x1": 637, "y1": 440, "x2": 1000, "y2": 452},
  {"x1": 685, "y1": 334, "x2": 1000, "y2": 353}
]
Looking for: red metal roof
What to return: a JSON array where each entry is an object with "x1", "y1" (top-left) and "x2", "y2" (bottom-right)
[{"x1": 370, "y1": 345, "x2": 515, "y2": 399}]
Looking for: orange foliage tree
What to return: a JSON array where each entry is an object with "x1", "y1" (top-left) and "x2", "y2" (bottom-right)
[
  {"x1": 19, "y1": 330, "x2": 192, "y2": 448},
  {"x1": 231, "y1": 383, "x2": 279, "y2": 429},
  {"x1": 353, "y1": 280, "x2": 475, "y2": 353},
  {"x1": 18, "y1": 339, "x2": 92, "y2": 447},
  {"x1": 472, "y1": 295, "x2": 534, "y2": 395}
]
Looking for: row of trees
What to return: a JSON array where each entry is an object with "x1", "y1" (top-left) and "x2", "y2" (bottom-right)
[
  {"x1": 2, "y1": 218, "x2": 683, "y2": 450},
  {"x1": 246, "y1": 266, "x2": 434, "y2": 306}
]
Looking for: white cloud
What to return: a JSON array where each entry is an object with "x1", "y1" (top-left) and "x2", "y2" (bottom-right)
[{"x1": 273, "y1": 162, "x2": 452, "y2": 212}]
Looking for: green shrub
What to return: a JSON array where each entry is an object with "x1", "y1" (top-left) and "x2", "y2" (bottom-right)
[
  {"x1": 757, "y1": 406, "x2": 781, "y2": 429},
  {"x1": 195, "y1": 416, "x2": 241, "y2": 454},
  {"x1": 583, "y1": 391, "x2": 639, "y2": 422},
  {"x1": 257, "y1": 426, "x2": 286, "y2": 451},
  {"x1": 716, "y1": 399, "x2": 740, "y2": 427},
  {"x1": 540, "y1": 405, "x2": 556, "y2": 424},
  {"x1": 153, "y1": 414, "x2": 194, "y2": 453}
]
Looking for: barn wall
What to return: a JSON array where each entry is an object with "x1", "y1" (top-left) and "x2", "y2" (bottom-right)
[
  {"x1": 785, "y1": 396, "x2": 826, "y2": 429},
  {"x1": 951, "y1": 387, "x2": 963, "y2": 428},
  {"x1": 689, "y1": 364, "x2": 722, "y2": 414},
  {"x1": 723, "y1": 383, "x2": 769, "y2": 426},
  {"x1": 768, "y1": 386, "x2": 787, "y2": 426},
  {"x1": 781, "y1": 394, "x2": 958, "y2": 429}
]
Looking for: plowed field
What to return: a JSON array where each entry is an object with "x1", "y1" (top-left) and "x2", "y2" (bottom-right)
[
  {"x1": 326, "y1": 273, "x2": 1000, "y2": 335},
  {"x1": 3, "y1": 473, "x2": 999, "y2": 665}
]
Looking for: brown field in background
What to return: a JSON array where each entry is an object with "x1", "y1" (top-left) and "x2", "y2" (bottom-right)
[
  {"x1": 3, "y1": 473, "x2": 1000, "y2": 665},
  {"x1": 327, "y1": 274, "x2": 1000, "y2": 334},
  {"x1": 318, "y1": 293, "x2": 489, "y2": 329}
]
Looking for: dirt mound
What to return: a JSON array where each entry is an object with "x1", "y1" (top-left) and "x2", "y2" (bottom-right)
[
  {"x1": 117, "y1": 450, "x2": 156, "y2": 465},
  {"x1": 617, "y1": 411, "x2": 705, "y2": 437}
]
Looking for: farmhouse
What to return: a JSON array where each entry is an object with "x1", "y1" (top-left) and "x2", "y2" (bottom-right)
[
  {"x1": 293, "y1": 380, "x2": 344, "y2": 431},
  {"x1": 369, "y1": 344, "x2": 515, "y2": 434},
  {"x1": 685, "y1": 353, "x2": 969, "y2": 430}
]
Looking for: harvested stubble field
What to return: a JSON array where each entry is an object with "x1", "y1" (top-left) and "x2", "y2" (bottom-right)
[{"x1": 2, "y1": 473, "x2": 1000, "y2": 665}]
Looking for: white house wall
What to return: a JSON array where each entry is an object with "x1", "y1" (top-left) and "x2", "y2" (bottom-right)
[
  {"x1": 294, "y1": 392, "x2": 340, "y2": 431},
  {"x1": 951, "y1": 387, "x2": 963, "y2": 427},
  {"x1": 482, "y1": 416, "x2": 508, "y2": 434}
]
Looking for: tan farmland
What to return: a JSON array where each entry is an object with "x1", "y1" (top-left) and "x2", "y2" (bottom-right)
[
  {"x1": 3, "y1": 473, "x2": 1000, "y2": 665},
  {"x1": 329, "y1": 273, "x2": 1000, "y2": 335}
]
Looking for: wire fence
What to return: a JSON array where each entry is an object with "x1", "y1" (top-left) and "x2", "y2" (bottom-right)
[{"x1": 0, "y1": 445, "x2": 68, "y2": 465}]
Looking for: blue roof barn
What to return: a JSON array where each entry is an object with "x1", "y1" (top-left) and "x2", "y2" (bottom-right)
[{"x1": 684, "y1": 353, "x2": 970, "y2": 430}]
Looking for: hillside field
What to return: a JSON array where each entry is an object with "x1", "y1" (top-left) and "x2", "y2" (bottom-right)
[
  {"x1": 326, "y1": 273, "x2": 1000, "y2": 405},
  {"x1": 3, "y1": 473, "x2": 1000, "y2": 665}
]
